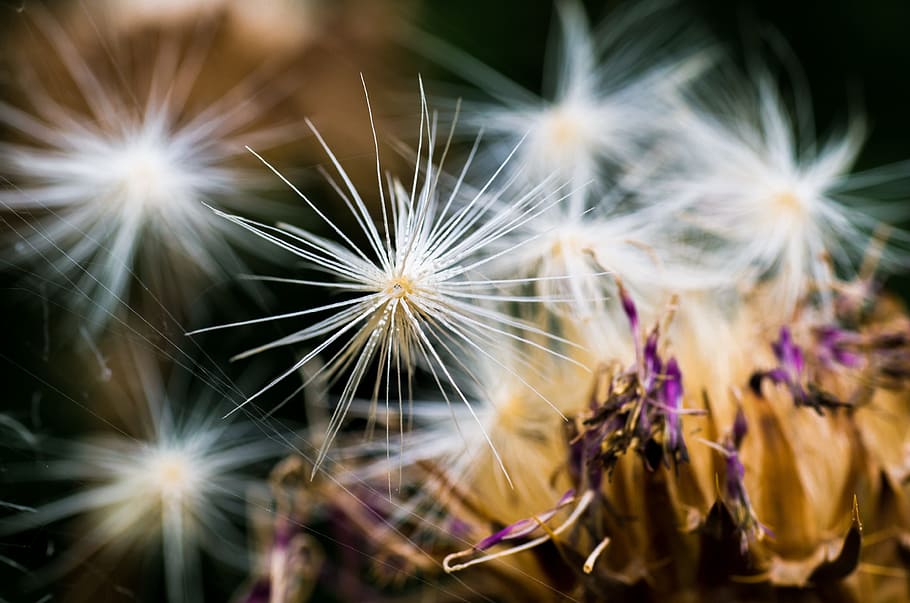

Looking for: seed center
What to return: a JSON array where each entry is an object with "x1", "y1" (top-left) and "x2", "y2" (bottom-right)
[
  {"x1": 150, "y1": 451, "x2": 196, "y2": 499},
  {"x1": 386, "y1": 277, "x2": 416, "y2": 298},
  {"x1": 772, "y1": 191, "x2": 805, "y2": 214},
  {"x1": 545, "y1": 109, "x2": 583, "y2": 149}
]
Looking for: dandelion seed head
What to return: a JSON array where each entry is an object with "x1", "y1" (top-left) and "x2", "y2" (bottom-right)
[
  {"x1": 43, "y1": 117, "x2": 206, "y2": 220},
  {"x1": 771, "y1": 190, "x2": 806, "y2": 216},
  {"x1": 0, "y1": 349, "x2": 286, "y2": 602},
  {"x1": 424, "y1": 0, "x2": 710, "y2": 206},
  {"x1": 644, "y1": 74, "x2": 901, "y2": 314},
  {"x1": 520, "y1": 99, "x2": 607, "y2": 183},
  {"x1": 0, "y1": 9, "x2": 295, "y2": 332},
  {"x1": 112, "y1": 136, "x2": 188, "y2": 209},
  {"x1": 50, "y1": 418, "x2": 276, "y2": 602},
  {"x1": 200, "y1": 80, "x2": 583, "y2": 478},
  {"x1": 541, "y1": 104, "x2": 588, "y2": 148}
]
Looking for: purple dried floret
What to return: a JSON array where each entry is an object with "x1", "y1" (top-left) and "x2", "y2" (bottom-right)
[
  {"x1": 581, "y1": 287, "x2": 698, "y2": 477},
  {"x1": 750, "y1": 327, "x2": 849, "y2": 415},
  {"x1": 472, "y1": 490, "x2": 577, "y2": 551},
  {"x1": 719, "y1": 407, "x2": 771, "y2": 554}
]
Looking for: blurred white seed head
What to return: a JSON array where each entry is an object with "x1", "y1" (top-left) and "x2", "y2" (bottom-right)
[
  {"x1": 0, "y1": 356, "x2": 281, "y2": 602},
  {"x1": 421, "y1": 0, "x2": 711, "y2": 210},
  {"x1": 645, "y1": 72, "x2": 907, "y2": 314},
  {"x1": 0, "y1": 7, "x2": 295, "y2": 333}
]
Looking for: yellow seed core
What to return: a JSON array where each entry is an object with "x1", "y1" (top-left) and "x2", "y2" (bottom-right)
[
  {"x1": 550, "y1": 231, "x2": 585, "y2": 257},
  {"x1": 386, "y1": 277, "x2": 416, "y2": 298},
  {"x1": 152, "y1": 453, "x2": 194, "y2": 498},
  {"x1": 545, "y1": 110, "x2": 582, "y2": 149},
  {"x1": 159, "y1": 460, "x2": 186, "y2": 484},
  {"x1": 117, "y1": 144, "x2": 180, "y2": 210},
  {"x1": 772, "y1": 191, "x2": 804, "y2": 213}
]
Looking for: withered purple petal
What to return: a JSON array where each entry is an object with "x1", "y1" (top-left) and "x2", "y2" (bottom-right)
[
  {"x1": 475, "y1": 490, "x2": 576, "y2": 551},
  {"x1": 643, "y1": 329, "x2": 661, "y2": 387},
  {"x1": 662, "y1": 357, "x2": 683, "y2": 450},
  {"x1": 815, "y1": 326, "x2": 864, "y2": 368},
  {"x1": 732, "y1": 406, "x2": 747, "y2": 448},
  {"x1": 773, "y1": 326, "x2": 804, "y2": 376},
  {"x1": 619, "y1": 283, "x2": 639, "y2": 337}
]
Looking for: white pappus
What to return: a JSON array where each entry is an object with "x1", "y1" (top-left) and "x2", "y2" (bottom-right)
[
  {"x1": 192, "y1": 79, "x2": 587, "y2": 481},
  {"x1": 0, "y1": 8, "x2": 296, "y2": 334}
]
